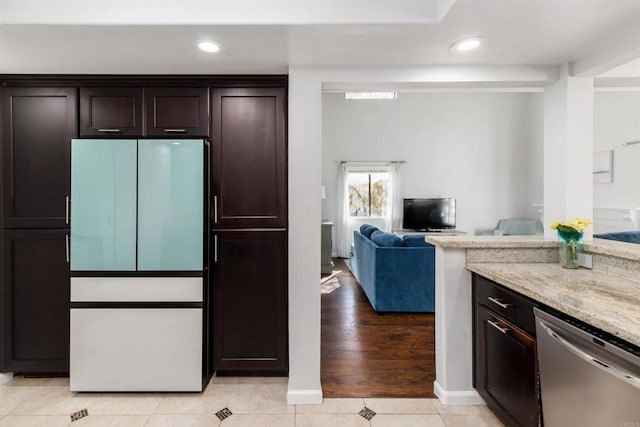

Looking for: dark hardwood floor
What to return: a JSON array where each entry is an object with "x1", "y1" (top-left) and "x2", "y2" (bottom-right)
[{"x1": 321, "y1": 258, "x2": 436, "y2": 398}]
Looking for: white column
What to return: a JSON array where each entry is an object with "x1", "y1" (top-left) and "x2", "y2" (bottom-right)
[
  {"x1": 287, "y1": 67, "x2": 323, "y2": 404},
  {"x1": 543, "y1": 68, "x2": 594, "y2": 238},
  {"x1": 433, "y1": 246, "x2": 483, "y2": 405}
]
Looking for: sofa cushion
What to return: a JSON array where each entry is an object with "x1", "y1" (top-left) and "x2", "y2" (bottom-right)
[
  {"x1": 402, "y1": 235, "x2": 434, "y2": 247},
  {"x1": 360, "y1": 224, "x2": 379, "y2": 238},
  {"x1": 370, "y1": 230, "x2": 403, "y2": 247},
  {"x1": 594, "y1": 231, "x2": 640, "y2": 244},
  {"x1": 494, "y1": 218, "x2": 543, "y2": 235}
]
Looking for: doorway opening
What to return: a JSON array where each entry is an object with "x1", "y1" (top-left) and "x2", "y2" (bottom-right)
[{"x1": 320, "y1": 258, "x2": 436, "y2": 397}]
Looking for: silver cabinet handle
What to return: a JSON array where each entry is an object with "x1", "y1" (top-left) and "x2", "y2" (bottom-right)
[
  {"x1": 65, "y1": 196, "x2": 70, "y2": 225},
  {"x1": 487, "y1": 319, "x2": 509, "y2": 334},
  {"x1": 214, "y1": 235, "x2": 218, "y2": 263},
  {"x1": 164, "y1": 129, "x2": 186, "y2": 133},
  {"x1": 98, "y1": 129, "x2": 121, "y2": 133},
  {"x1": 538, "y1": 320, "x2": 640, "y2": 391},
  {"x1": 213, "y1": 196, "x2": 218, "y2": 223},
  {"x1": 66, "y1": 235, "x2": 70, "y2": 263},
  {"x1": 488, "y1": 296, "x2": 512, "y2": 309}
]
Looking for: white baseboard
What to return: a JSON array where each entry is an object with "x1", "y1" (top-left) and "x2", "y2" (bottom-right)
[
  {"x1": 287, "y1": 388, "x2": 323, "y2": 405},
  {"x1": 433, "y1": 380, "x2": 485, "y2": 405},
  {"x1": 0, "y1": 372, "x2": 14, "y2": 386}
]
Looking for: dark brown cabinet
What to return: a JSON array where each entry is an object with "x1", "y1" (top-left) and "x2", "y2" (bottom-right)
[
  {"x1": 212, "y1": 230, "x2": 288, "y2": 374},
  {"x1": 1, "y1": 87, "x2": 77, "y2": 229},
  {"x1": 0, "y1": 76, "x2": 288, "y2": 377},
  {"x1": 211, "y1": 88, "x2": 287, "y2": 228},
  {"x1": 2, "y1": 229, "x2": 70, "y2": 373},
  {"x1": 145, "y1": 87, "x2": 209, "y2": 137},
  {"x1": 473, "y1": 273, "x2": 540, "y2": 427},
  {"x1": 210, "y1": 86, "x2": 288, "y2": 375},
  {"x1": 80, "y1": 87, "x2": 143, "y2": 136}
]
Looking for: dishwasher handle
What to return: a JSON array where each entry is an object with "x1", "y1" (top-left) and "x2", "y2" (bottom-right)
[{"x1": 538, "y1": 319, "x2": 640, "y2": 391}]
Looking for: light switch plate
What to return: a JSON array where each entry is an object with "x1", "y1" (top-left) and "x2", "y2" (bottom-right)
[{"x1": 578, "y1": 253, "x2": 593, "y2": 269}]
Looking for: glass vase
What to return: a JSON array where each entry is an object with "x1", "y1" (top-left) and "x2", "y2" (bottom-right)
[{"x1": 558, "y1": 230, "x2": 583, "y2": 269}]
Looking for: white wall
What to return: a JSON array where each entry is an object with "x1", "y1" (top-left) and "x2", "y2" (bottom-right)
[
  {"x1": 593, "y1": 91, "x2": 640, "y2": 207},
  {"x1": 321, "y1": 92, "x2": 544, "y2": 242}
]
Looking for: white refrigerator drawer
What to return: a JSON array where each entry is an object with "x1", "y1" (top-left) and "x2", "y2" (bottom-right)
[
  {"x1": 70, "y1": 277, "x2": 203, "y2": 302},
  {"x1": 70, "y1": 308, "x2": 202, "y2": 392}
]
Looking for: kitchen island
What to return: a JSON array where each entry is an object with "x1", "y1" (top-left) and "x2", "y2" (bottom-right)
[{"x1": 425, "y1": 234, "x2": 640, "y2": 404}]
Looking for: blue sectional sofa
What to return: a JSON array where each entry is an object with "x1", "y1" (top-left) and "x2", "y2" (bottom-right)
[
  {"x1": 349, "y1": 225, "x2": 435, "y2": 313},
  {"x1": 594, "y1": 231, "x2": 640, "y2": 244}
]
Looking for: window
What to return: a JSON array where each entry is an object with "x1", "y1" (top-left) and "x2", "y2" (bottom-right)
[{"x1": 347, "y1": 171, "x2": 389, "y2": 217}]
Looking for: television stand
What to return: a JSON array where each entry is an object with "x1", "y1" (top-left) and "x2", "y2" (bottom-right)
[{"x1": 393, "y1": 229, "x2": 467, "y2": 236}]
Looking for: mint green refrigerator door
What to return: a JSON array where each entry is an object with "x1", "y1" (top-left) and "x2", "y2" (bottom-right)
[
  {"x1": 137, "y1": 140, "x2": 203, "y2": 271},
  {"x1": 71, "y1": 139, "x2": 137, "y2": 271}
]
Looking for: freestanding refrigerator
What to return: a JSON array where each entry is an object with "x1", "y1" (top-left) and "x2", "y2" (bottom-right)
[{"x1": 69, "y1": 139, "x2": 211, "y2": 392}]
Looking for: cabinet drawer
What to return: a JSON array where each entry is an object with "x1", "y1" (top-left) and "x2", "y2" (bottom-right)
[
  {"x1": 70, "y1": 308, "x2": 202, "y2": 391},
  {"x1": 70, "y1": 277, "x2": 203, "y2": 302},
  {"x1": 474, "y1": 274, "x2": 539, "y2": 336}
]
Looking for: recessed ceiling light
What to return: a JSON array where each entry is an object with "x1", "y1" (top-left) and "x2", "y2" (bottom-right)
[
  {"x1": 198, "y1": 41, "x2": 221, "y2": 53},
  {"x1": 450, "y1": 37, "x2": 483, "y2": 53}
]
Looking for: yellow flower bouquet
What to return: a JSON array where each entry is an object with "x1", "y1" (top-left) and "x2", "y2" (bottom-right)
[{"x1": 550, "y1": 218, "x2": 592, "y2": 268}]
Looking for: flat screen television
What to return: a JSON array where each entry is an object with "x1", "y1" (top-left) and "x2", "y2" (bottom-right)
[{"x1": 402, "y1": 198, "x2": 456, "y2": 231}]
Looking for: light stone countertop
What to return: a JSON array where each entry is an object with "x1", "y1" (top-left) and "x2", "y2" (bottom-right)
[
  {"x1": 466, "y1": 262, "x2": 640, "y2": 347},
  {"x1": 426, "y1": 234, "x2": 640, "y2": 261},
  {"x1": 425, "y1": 235, "x2": 557, "y2": 248}
]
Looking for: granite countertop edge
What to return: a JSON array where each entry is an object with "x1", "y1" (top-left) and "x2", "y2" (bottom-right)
[
  {"x1": 425, "y1": 235, "x2": 555, "y2": 248},
  {"x1": 466, "y1": 262, "x2": 640, "y2": 348},
  {"x1": 426, "y1": 235, "x2": 640, "y2": 261}
]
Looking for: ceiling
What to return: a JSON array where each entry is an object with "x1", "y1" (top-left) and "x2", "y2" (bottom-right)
[{"x1": 1, "y1": 0, "x2": 639, "y2": 75}]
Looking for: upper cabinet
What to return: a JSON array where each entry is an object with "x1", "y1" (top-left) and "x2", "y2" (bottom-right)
[
  {"x1": 80, "y1": 87, "x2": 208, "y2": 137},
  {"x1": 79, "y1": 87, "x2": 143, "y2": 137},
  {"x1": 211, "y1": 88, "x2": 287, "y2": 228},
  {"x1": 1, "y1": 86, "x2": 77, "y2": 229},
  {"x1": 145, "y1": 87, "x2": 210, "y2": 137}
]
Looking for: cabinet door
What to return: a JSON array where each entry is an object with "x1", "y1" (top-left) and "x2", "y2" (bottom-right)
[
  {"x1": 145, "y1": 87, "x2": 209, "y2": 137},
  {"x1": 2, "y1": 229, "x2": 70, "y2": 373},
  {"x1": 138, "y1": 140, "x2": 203, "y2": 271},
  {"x1": 1, "y1": 87, "x2": 77, "y2": 229},
  {"x1": 474, "y1": 305, "x2": 538, "y2": 427},
  {"x1": 70, "y1": 139, "x2": 137, "y2": 272},
  {"x1": 212, "y1": 230, "x2": 287, "y2": 373},
  {"x1": 80, "y1": 87, "x2": 143, "y2": 137},
  {"x1": 211, "y1": 88, "x2": 287, "y2": 228}
]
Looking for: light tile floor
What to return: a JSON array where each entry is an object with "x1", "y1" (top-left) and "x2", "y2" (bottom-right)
[{"x1": 0, "y1": 376, "x2": 504, "y2": 427}]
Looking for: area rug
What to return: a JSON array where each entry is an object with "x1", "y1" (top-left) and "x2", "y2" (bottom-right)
[{"x1": 321, "y1": 271, "x2": 341, "y2": 294}]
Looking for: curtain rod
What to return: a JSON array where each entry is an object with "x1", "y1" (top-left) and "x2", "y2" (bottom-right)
[{"x1": 337, "y1": 160, "x2": 406, "y2": 164}]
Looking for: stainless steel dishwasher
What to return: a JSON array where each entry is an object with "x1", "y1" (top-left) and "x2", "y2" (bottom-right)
[{"x1": 535, "y1": 308, "x2": 640, "y2": 427}]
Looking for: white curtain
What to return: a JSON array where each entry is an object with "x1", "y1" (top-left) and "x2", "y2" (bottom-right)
[
  {"x1": 335, "y1": 162, "x2": 351, "y2": 258},
  {"x1": 387, "y1": 162, "x2": 403, "y2": 231}
]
